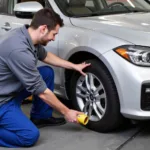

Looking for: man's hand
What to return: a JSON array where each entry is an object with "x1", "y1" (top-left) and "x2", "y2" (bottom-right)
[
  {"x1": 73, "y1": 62, "x2": 91, "y2": 76},
  {"x1": 65, "y1": 109, "x2": 84, "y2": 123},
  {"x1": 43, "y1": 52, "x2": 91, "y2": 75}
]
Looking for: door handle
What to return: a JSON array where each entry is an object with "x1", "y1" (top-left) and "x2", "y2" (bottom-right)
[{"x1": 1, "y1": 22, "x2": 12, "y2": 31}]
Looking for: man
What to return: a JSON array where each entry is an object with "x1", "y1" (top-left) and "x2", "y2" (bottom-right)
[{"x1": 0, "y1": 8, "x2": 90, "y2": 148}]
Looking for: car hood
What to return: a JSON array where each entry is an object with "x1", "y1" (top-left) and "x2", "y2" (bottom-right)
[{"x1": 70, "y1": 12, "x2": 150, "y2": 46}]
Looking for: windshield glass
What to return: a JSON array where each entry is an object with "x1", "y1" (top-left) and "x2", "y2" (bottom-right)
[{"x1": 55, "y1": 0, "x2": 150, "y2": 17}]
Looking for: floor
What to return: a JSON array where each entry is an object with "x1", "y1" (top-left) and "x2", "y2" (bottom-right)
[{"x1": 0, "y1": 103, "x2": 150, "y2": 150}]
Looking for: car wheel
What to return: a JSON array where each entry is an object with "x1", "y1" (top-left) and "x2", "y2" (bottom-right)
[{"x1": 70, "y1": 59, "x2": 123, "y2": 132}]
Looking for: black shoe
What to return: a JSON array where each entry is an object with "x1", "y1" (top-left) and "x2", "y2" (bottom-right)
[{"x1": 30, "y1": 117, "x2": 66, "y2": 128}]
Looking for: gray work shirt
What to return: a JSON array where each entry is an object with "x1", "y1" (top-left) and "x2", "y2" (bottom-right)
[{"x1": 0, "y1": 25, "x2": 47, "y2": 105}]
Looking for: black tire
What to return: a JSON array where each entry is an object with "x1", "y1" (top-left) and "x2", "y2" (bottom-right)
[{"x1": 70, "y1": 59, "x2": 123, "y2": 133}]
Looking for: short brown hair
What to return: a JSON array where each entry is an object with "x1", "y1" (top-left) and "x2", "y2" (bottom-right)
[{"x1": 30, "y1": 8, "x2": 64, "y2": 31}]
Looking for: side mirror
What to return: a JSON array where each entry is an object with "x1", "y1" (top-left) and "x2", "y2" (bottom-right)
[{"x1": 14, "y1": 2, "x2": 43, "y2": 19}]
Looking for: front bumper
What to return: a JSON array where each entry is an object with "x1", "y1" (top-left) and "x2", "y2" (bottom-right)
[{"x1": 102, "y1": 50, "x2": 150, "y2": 120}]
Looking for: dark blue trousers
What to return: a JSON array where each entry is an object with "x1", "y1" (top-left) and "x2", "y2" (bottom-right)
[{"x1": 0, "y1": 66, "x2": 54, "y2": 147}]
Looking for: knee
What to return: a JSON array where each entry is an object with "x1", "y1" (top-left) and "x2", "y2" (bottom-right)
[
  {"x1": 28, "y1": 128, "x2": 40, "y2": 146},
  {"x1": 19, "y1": 128, "x2": 40, "y2": 147},
  {"x1": 43, "y1": 66, "x2": 54, "y2": 80}
]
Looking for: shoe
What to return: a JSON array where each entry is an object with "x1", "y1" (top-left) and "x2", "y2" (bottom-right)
[{"x1": 30, "y1": 117, "x2": 66, "y2": 128}]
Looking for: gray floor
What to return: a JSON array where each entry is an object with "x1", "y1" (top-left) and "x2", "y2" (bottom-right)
[
  {"x1": 121, "y1": 126, "x2": 150, "y2": 150},
  {"x1": 0, "y1": 103, "x2": 149, "y2": 150}
]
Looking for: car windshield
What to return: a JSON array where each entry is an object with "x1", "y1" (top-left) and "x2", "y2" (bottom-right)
[{"x1": 55, "y1": 0, "x2": 150, "y2": 17}]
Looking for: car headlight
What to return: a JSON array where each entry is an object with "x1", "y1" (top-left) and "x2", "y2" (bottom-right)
[{"x1": 114, "y1": 45, "x2": 150, "y2": 67}]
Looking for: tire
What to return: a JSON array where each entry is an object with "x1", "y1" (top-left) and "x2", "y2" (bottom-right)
[{"x1": 70, "y1": 59, "x2": 123, "y2": 132}]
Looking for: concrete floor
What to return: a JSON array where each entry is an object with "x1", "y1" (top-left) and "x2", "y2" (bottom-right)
[
  {"x1": 121, "y1": 126, "x2": 150, "y2": 150},
  {"x1": 0, "y1": 103, "x2": 149, "y2": 150}
]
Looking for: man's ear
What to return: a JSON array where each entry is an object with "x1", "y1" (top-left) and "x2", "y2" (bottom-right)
[
  {"x1": 39, "y1": 25, "x2": 48, "y2": 34},
  {"x1": 44, "y1": 28, "x2": 49, "y2": 35}
]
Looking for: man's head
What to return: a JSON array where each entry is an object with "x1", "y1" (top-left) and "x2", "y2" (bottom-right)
[{"x1": 29, "y1": 8, "x2": 64, "y2": 46}]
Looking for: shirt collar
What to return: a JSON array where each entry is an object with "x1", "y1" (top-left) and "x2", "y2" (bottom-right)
[{"x1": 20, "y1": 25, "x2": 36, "y2": 53}]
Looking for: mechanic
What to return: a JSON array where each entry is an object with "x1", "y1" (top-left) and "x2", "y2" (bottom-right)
[{"x1": 0, "y1": 8, "x2": 90, "y2": 148}]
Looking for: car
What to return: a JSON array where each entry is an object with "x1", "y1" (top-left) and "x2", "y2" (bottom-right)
[{"x1": 1, "y1": 0, "x2": 150, "y2": 133}]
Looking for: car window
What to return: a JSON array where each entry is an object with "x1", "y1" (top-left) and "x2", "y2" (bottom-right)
[
  {"x1": 0, "y1": 0, "x2": 8, "y2": 14},
  {"x1": 106, "y1": 0, "x2": 123, "y2": 5},
  {"x1": 55, "y1": 0, "x2": 150, "y2": 17},
  {"x1": 55, "y1": 0, "x2": 101, "y2": 16},
  {"x1": 85, "y1": 0, "x2": 94, "y2": 7},
  {"x1": 8, "y1": 0, "x2": 15, "y2": 15},
  {"x1": 105, "y1": 0, "x2": 150, "y2": 9}
]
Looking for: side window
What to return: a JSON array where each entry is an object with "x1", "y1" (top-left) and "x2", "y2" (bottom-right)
[
  {"x1": 105, "y1": 0, "x2": 145, "y2": 8},
  {"x1": 45, "y1": 0, "x2": 53, "y2": 9},
  {"x1": 8, "y1": 0, "x2": 15, "y2": 15},
  {"x1": 85, "y1": 0, "x2": 98, "y2": 11},
  {"x1": 85, "y1": 0, "x2": 94, "y2": 7},
  {"x1": 106, "y1": 0, "x2": 117, "y2": 5},
  {"x1": 0, "y1": 0, "x2": 8, "y2": 14},
  {"x1": 105, "y1": 0, "x2": 132, "y2": 6}
]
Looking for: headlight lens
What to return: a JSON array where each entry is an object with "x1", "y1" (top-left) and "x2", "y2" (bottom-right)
[{"x1": 114, "y1": 45, "x2": 150, "y2": 66}]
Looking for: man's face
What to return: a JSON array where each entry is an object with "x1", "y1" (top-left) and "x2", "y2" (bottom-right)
[{"x1": 39, "y1": 24, "x2": 60, "y2": 46}]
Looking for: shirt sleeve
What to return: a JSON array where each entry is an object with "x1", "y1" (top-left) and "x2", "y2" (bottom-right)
[
  {"x1": 36, "y1": 45, "x2": 47, "y2": 61},
  {"x1": 7, "y1": 49, "x2": 47, "y2": 95}
]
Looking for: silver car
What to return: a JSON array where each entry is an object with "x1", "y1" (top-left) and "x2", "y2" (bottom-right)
[{"x1": 1, "y1": 0, "x2": 150, "y2": 132}]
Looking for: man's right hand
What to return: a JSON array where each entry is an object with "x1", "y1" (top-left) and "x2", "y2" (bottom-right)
[
  {"x1": 39, "y1": 89, "x2": 84, "y2": 124},
  {"x1": 64, "y1": 109, "x2": 84, "y2": 123}
]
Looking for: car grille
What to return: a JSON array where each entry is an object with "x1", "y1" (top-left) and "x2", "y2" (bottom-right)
[{"x1": 141, "y1": 83, "x2": 150, "y2": 110}]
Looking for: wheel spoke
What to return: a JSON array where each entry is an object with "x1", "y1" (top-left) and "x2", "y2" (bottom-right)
[
  {"x1": 85, "y1": 75, "x2": 91, "y2": 92},
  {"x1": 95, "y1": 93, "x2": 106, "y2": 100},
  {"x1": 83, "y1": 101, "x2": 90, "y2": 113},
  {"x1": 94, "y1": 84, "x2": 103, "y2": 94},
  {"x1": 77, "y1": 93, "x2": 89, "y2": 99},
  {"x1": 88, "y1": 103, "x2": 93, "y2": 116},
  {"x1": 89, "y1": 74, "x2": 95, "y2": 91},
  {"x1": 95, "y1": 101, "x2": 105, "y2": 114},
  {"x1": 93, "y1": 103, "x2": 102, "y2": 119},
  {"x1": 77, "y1": 85, "x2": 87, "y2": 93}
]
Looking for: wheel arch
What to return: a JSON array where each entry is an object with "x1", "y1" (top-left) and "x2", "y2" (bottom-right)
[{"x1": 64, "y1": 49, "x2": 120, "y2": 106}]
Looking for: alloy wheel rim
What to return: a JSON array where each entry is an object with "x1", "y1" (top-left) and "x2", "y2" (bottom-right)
[{"x1": 76, "y1": 73, "x2": 107, "y2": 121}]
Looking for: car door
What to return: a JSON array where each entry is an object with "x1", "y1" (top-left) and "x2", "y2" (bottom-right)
[
  {"x1": 0, "y1": 0, "x2": 31, "y2": 36},
  {"x1": 0, "y1": 0, "x2": 61, "y2": 88},
  {"x1": 0, "y1": 0, "x2": 12, "y2": 36}
]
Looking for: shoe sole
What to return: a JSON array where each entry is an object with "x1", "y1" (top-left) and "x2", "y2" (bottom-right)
[{"x1": 35, "y1": 121, "x2": 67, "y2": 128}]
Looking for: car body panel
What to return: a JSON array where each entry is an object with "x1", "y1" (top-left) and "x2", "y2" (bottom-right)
[
  {"x1": 103, "y1": 50, "x2": 150, "y2": 119},
  {"x1": 70, "y1": 13, "x2": 150, "y2": 46}
]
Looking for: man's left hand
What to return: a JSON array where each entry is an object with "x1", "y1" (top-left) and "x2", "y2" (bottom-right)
[{"x1": 74, "y1": 62, "x2": 91, "y2": 76}]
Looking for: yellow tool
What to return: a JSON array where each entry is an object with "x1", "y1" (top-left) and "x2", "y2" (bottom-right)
[
  {"x1": 27, "y1": 95, "x2": 33, "y2": 101},
  {"x1": 77, "y1": 114, "x2": 89, "y2": 125}
]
